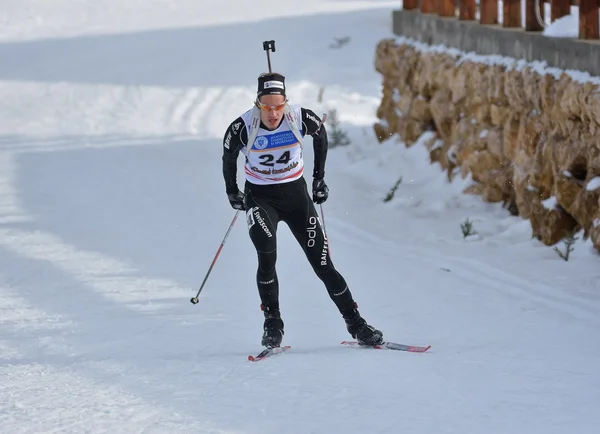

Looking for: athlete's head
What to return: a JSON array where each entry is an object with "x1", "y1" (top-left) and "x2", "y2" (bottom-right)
[{"x1": 256, "y1": 72, "x2": 287, "y2": 129}]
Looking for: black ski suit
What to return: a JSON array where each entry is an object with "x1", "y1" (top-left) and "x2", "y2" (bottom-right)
[{"x1": 221, "y1": 107, "x2": 357, "y2": 316}]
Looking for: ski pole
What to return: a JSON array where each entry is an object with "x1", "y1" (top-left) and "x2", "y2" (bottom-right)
[
  {"x1": 190, "y1": 210, "x2": 240, "y2": 305},
  {"x1": 319, "y1": 203, "x2": 332, "y2": 259}
]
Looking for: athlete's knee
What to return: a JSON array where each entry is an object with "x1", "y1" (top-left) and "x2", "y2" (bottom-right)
[
  {"x1": 311, "y1": 257, "x2": 335, "y2": 278},
  {"x1": 257, "y1": 249, "x2": 277, "y2": 274}
]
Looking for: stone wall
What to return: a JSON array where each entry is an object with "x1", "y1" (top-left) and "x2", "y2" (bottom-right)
[{"x1": 373, "y1": 37, "x2": 600, "y2": 251}]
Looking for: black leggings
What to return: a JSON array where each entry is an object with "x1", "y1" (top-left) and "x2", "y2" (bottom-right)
[{"x1": 244, "y1": 177, "x2": 356, "y2": 315}]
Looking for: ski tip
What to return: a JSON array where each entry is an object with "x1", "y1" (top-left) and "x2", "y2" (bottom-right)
[{"x1": 247, "y1": 345, "x2": 291, "y2": 362}]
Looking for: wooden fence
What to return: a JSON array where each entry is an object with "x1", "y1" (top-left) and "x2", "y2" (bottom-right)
[{"x1": 402, "y1": 0, "x2": 599, "y2": 39}]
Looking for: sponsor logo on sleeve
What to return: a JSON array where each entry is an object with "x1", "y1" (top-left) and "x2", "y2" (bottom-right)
[
  {"x1": 305, "y1": 112, "x2": 322, "y2": 132},
  {"x1": 224, "y1": 132, "x2": 232, "y2": 149}
]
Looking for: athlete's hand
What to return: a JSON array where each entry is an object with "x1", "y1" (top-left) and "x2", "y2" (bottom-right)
[
  {"x1": 227, "y1": 190, "x2": 246, "y2": 211},
  {"x1": 312, "y1": 178, "x2": 329, "y2": 204}
]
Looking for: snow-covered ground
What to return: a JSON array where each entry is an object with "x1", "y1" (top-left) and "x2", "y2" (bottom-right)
[
  {"x1": 1, "y1": 1, "x2": 599, "y2": 433},
  {"x1": 473, "y1": 1, "x2": 578, "y2": 38}
]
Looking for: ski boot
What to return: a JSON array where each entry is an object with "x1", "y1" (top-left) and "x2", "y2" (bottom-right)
[
  {"x1": 343, "y1": 304, "x2": 384, "y2": 346},
  {"x1": 260, "y1": 304, "x2": 284, "y2": 348}
]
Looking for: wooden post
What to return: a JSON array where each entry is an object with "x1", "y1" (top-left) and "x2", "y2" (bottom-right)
[
  {"x1": 421, "y1": 0, "x2": 436, "y2": 14},
  {"x1": 525, "y1": 0, "x2": 544, "y2": 30},
  {"x1": 459, "y1": 0, "x2": 477, "y2": 20},
  {"x1": 403, "y1": 0, "x2": 419, "y2": 9},
  {"x1": 551, "y1": 0, "x2": 571, "y2": 22},
  {"x1": 579, "y1": 0, "x2": 600, "y2": 39},
  {"x1": 503, "y1": 0, "x2": 522, "y2": 27},
  {"x1": 437, "y1": 0, "x2": 455, "y2": 16},
  {"x1": 480, "y1": 0, "x2": 499, "y2": 24}
]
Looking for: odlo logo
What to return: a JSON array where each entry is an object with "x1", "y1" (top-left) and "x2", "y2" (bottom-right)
[{"x1": 306, "y1": 216, "x2": 319, "y2": 248}]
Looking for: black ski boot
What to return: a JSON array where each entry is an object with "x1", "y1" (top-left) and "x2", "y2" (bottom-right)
[
  {"x1": 261, "y1": 304, "x2": 284, "y2": 348},
  {"x1": 343, "y1": 304, "x2": 383, "y2": 346}
]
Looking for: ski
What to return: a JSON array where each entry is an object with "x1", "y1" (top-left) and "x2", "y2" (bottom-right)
[
  {"x1": 341, "y1": 340, "x2": 431, "y2": 353},
  {"x1": 248, "y1": 345, "x2": 291, "y2": 362}
]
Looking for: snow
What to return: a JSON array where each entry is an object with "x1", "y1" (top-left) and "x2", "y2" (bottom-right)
[
  {"x1": 430, "y1": 139, "x2": 444, "y2": 151},
  {"x1": 1, "y1": 1, "x2": 600, "y2": 433},
  {"x1": 493, "y1": 2, "x2": 578, "y2": 39},
  {"x1": 542, "y1": 196, "x2": 558, "y2": 210},
  {"x1": 543, "y1": 7, "x2": 580, "y2": 38},
  {"x1": 586, "y1": 176, "x2": 600, "y2": 192}
]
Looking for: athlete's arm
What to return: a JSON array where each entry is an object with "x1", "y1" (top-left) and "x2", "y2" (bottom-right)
[
  {"x1": 222, "y1": 117, "x2": 248, "y2": 194},
  {"x1": 301, "y1": 108, "x2": 328, "y2": 180}
]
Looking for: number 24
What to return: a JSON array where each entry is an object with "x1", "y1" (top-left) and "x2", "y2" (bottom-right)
[{"x1": 258, "y1": 150, "x2": 291, "y2": 167}]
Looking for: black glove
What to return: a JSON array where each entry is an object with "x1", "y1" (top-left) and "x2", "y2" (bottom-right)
[
  {"x1": 312, "y1": 178, "x2": 329, "y2": 204},
  {"x1": 227, "y1": 190, "x2": 246, "y2": 211}
]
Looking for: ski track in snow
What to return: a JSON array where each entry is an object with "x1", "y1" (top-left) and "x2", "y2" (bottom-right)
[
  {"x1": 1, "y1": 1, "x2": 599, "y2": 433},
  {"x1": 327, "y1": 216, "x2": 600, "y2": 326}
]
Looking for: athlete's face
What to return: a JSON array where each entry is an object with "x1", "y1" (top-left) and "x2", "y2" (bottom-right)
[{"x1": 258, "y1": 94, "x2": 286, "y2": 129}]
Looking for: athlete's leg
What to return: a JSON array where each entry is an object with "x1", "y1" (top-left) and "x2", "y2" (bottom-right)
[
  {"x1": 244, "y1": 186, "x2": 284, "y2": 347},
  {"x1": 283, "y1": 180, "x2": 356, "y2": 314},
  {"x1": 244, "y1": 188, "x2": 280, "y2": 310},
  {"x1": 282, "y1": 178, "x2": 384, "y2": 345}
]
